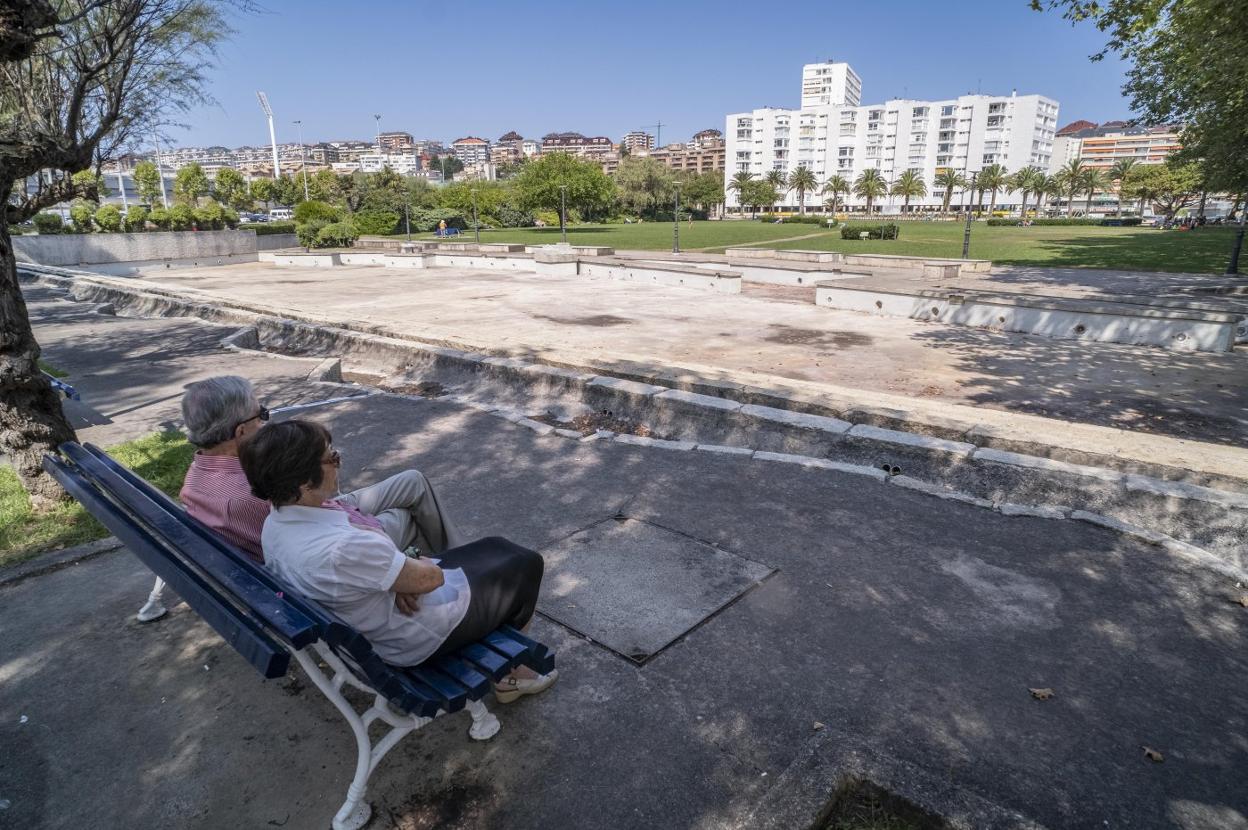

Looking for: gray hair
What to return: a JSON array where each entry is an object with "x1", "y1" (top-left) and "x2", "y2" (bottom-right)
[{"x1": 181, "y1": 376, "x2": 257, "y2": 448}]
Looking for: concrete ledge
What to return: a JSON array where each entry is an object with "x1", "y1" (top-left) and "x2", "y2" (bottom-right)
[
  {"x1": 694, "y1": 443, "x2": 754, "y2": 456},
  {"x1": 613, "y1": 434, "x2": 696, "y2": 451},
  {"x1": 338, "y1": 252, "x2": 389, "y2": 266},
  {"x1": 848, "y1": 424, "x2": 975, "y2": 456},
  {"x1": 841, "y1": 252, "x2": 992, "y2": 274},
  {"x1": 655, "y1": 388, "x2": 743, "y2": 412},
  {"x1": 579, "y1": 259, "x2": 742, "y2": 294},
  {"x1": 741, "y1": 403, "x2": 851, "y2": 434},
  {"x1": 973, "y1": 447, "x2": 1127, "y2": 484},
  {"x1": 726, "y1": 247, "x2": 843, "y2": 264},
  {"x1": 272, "y1": 252, "x2": 341, "y2": 268}
]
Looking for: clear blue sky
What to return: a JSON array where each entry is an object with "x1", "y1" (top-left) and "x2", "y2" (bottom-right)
[{"x1": 172, "y1": 0, "x2": 1132, "y2": 150}]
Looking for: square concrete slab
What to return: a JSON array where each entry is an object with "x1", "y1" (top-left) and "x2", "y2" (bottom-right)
[{"x1": 538, "y1": 517, "x2": 773, "y2": 662}]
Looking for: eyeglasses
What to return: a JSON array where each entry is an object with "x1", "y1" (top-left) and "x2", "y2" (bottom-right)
[
  {"x1": 322, "y1": 448, "x2": 341, "y2": 467},
  {"x1": 229, "y1": 405, "x2": 269, "y2": 437}
]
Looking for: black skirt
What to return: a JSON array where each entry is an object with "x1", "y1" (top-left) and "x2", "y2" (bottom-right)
[{"x1": 431, "y1": 536, "x2": 544, "y2": 657}]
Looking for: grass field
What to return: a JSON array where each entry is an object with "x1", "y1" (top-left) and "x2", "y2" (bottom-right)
[
  {"x1": 0, "y1": 431, "x2": 194, "y2": 569},
  {"x1": 397, "y1": 221, "x2": 1242, "y2": 274}
]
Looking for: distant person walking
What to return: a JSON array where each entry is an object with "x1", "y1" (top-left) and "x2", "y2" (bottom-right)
[{"x1": 437, "y1": 219, "x2": 447, "y2": 236}]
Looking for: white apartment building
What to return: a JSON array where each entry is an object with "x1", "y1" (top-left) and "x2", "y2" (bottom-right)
[
  {"x1": 622, "y1": 130, "x2": 655, "y2": 152},
  {"x1": 358, "y1": 152, "x2": 420, "y2": 175},
  {"x1": 725, "y1": 62, "x2": 1059, "y2": 213}
]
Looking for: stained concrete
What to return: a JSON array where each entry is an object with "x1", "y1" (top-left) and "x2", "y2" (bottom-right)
[
  {"x1": 73, "y1": 259, "x2": 1248, "y2": 448},
  {"x1": 4, "y1": 295, "x2": 1248, "y2": 829}
]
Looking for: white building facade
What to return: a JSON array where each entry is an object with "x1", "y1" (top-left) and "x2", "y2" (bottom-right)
[{"x1": 725, "y1": 62, "x2": 1059, "y2": 213}]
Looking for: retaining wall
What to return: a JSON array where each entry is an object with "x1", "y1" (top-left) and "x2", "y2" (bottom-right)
[
  {"x1": 841, "y1": 252, "x2": 992, "y2": 274},
  {"x1": 13, "y1": 229, "x2": 259, "y2": 265},
  {"x1": 579, "y1": 259, "x2": 742, "y2": 293}
]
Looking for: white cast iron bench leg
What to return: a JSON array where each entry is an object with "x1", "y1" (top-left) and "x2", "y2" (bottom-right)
[
  {"x1": 296, "y1": 644, "x2": 501, "y2": 830},
  {"x1": 136, "y1": 576, "x2": 167, "y2": 622}
]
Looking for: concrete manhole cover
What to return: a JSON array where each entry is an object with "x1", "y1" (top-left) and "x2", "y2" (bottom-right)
[{"x1": 538, "y1": 517, "x2": 773, "y2": 663}]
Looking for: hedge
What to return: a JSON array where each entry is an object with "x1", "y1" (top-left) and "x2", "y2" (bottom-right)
[
  {"x1": 985, "y1": 217, "x2": 1143, "y2": 227},
  {"x1": 757, "y1": 214, "x2": 828, "y2": 225},
  {"x1": 33, "y1": 213, "x2": 64, "y2": 234},
  {"x1": 840, "y1": 223, "x2": 900, "y2": 240},
  {"x1": 253, "y1": 222, "x2": 296, "y2": 235}
]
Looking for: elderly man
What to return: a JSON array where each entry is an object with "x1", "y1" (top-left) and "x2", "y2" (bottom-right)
[{"x1": 178, "y1": 376, "x2": 463, "y2": 562}]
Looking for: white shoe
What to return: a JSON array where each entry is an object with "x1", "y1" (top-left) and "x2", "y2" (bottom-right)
[{"x1": 493, "y1": 669, "x2": 558, "y2": 704}]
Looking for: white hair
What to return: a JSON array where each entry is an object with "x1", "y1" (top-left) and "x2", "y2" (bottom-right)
[{"x1": 181, "y1": 376, "x2": 257, "y2": 447}]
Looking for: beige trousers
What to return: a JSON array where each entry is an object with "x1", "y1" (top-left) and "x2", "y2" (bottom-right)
[{"x1": 337, "y1": 469, "x2": 466, "y2": 554}]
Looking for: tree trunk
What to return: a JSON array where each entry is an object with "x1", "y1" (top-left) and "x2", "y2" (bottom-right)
[
  {"x1": 1085, "y1": 191, "x2": 1094, "y2": 215},
  {"x1": 989, "y1": 191, "x2": 997, "y2": 215},
  {"x1": 0, "y1": 214, "x2": 78, "y2": 509},
  {"x1": 1197, "y1": 190, "x2": 1207, "y2": 219},
  {"x1": 1019, "y1": 191, "x2": 1029, "y2": 219}
]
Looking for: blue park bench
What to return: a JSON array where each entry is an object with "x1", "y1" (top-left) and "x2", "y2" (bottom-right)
[
  {"x1": 43, "y1": 442, "x2": 555, "y2": 830},
  {"x1": 42, "y1": 371, "x2": 79, "y2": 400}
]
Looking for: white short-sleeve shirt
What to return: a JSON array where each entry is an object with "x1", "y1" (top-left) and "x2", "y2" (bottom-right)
[{"x1": 261, "y1": 504, "x2": 470, "y2": 666}]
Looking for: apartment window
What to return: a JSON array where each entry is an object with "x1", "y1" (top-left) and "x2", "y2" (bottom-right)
[
  {"x1": 737, "y1": 118, "x2": 752, "y2": 128},
  {"x1": 940, "y1": 119, "x2": 956, "y2": 130},
  {"x1": 838, "y1": 147, "x2": 854, "y2": 157},
  {"x1": 988, "y1": 102, "x2": 1005, "y2": 114},
  {"x1": 982, "y1": 153, "x2": 997, "y2": 165},
  {"x1": 938, "y1": 131, "x2": 955, "y2": 142},
  {"x1": 774, "y1": 139, "x2": 789, "y2": 148},
  {"x1": 986, "y1": 116, "x2": 1004, "y2": 128},
  {"x1": 736, "y1": 151, "x2": 751, "y2": 159},
  {"x1": 736, "y1": 163, "x2": 750, "y2": 172},
  {"x1": 936, "y1": 155, "x2": 952, "y2": 166},
  {"x1": 869, "y1": 110, "x2": 883, "y2": 120},
  {"x1": 838, "y1": 158, "x2": 853, "y2": 170},
  {"x1": 941, "y1": 105, "x2": 955, "y2": 116},
  {"x1": 736, "y1": 130, "x2": 752, "y2": 139},
  {"x1": 775, "y1": 151, "x2": 788, "y2": 160},
  {"x1": 912, "y1": 107, "x2": 928, "y2": 117},
  {"x1": 938, "y1": 143, "x2": 953, "y2": 153}
]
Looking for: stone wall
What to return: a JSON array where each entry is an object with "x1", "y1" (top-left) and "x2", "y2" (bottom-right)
[{"x1": 13, "y1": 230, "x2": 259, "y2": 265}]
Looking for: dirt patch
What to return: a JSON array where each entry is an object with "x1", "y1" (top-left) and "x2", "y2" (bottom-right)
[
  {"x1": 818, "y1": 779, "x2": 947, "y2": 830},
  {"x1": 531, "y1": 313, "x2": 633, "y2": 327},
  {"x1": 765, "y1": 324, "x2": 873, "y2": 349},
  {"x1": 391, "y1": 781, "x2": 497, "y2": 830},
  {"x1": 533, "y1": 410, "x2": 658, "y2": 438}
]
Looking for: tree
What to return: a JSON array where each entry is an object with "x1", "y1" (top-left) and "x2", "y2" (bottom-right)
[
  {"x1": 739, "y1": 180, "x2": 776, "y2": 219},
  {"x1": 1034, "y1": 174, "x2": 1060, "y2": 216},
  {"x1": 977, "y1": 164, "x2": 1009, "y2": 214},
  {"x1": 71, "y1": 169, "x2": 107, "y2": 202},
  {"x1": 69, "y1": 200, "x2": 95, "y2": 232},
  {"x1": 513, "y1": 152, "x2": 616, "y2": 230},
  {"x1": 213, "y1": 168, "x2": 250, "y2": 210},
  {"x1": 764, "y1": 169, "x2": 787, "y2": 212},
  {"x1": 853, "y1": 169, "x2": 889, "y2": 215},
  {"x1": 787, "y1": 167, "x2": 818, "y2": 215},
  {"x1": 1108, "y1": 158, "x2": 1139, "y2": 216},
  {"x1": 173, "y1": 163, "x2": 210, "y2": 204},
  {"x1": 614, "y1": 156, "x2": 675, "y2": 219},
  {"x1": 1081, "y1": 168, "x2": 1109, "y2": 215},
  {"x1": 132, "y1": 160, "x2": 164, "y2": 206},
  {"x1": 94, "y1": 203, "x2": 123, "y2": 232},
  {"x1": 427, "y1": 154, "x2": 464, "y2": 181},
  {"x1": 272, "y1": 174, "x2": 304, "y2": 207},
  {"x1": 1056, "y1": 159, "x2": 1085, "y2": 216},
  {"x1": 679, "y1": 170, "x2": 724, "y2": 217},
  {"x1": 1121, "y1": 161, "x2": 1201, "y2": 222},
  {"x1": 250, "y1": 177, "x2": 276, "y2": 209},
  {"x1": 728, "y1": 171, "x2": 754, "y2": 215},
  {"x1": 821, "y1": 174, "x2": 849, "y2": 215},
  {"x1": 1009, "y1": 166, "x2": 1045, "y2": 218},
  {"x1": 933, "y1": 169, "x2": 966, "y2": 214},
  {"x1": 0, "y1": 0, "x2": 231, "y2": 506},
  {"x1": 890, "y1": 169, "x2": 927, "y2": 214},
  {"x1": 307, "y1": 170, "x2": 345, "y2": 206}
]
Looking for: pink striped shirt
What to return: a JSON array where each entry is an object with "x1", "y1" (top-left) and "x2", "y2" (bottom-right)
[{"x1": 180, "y1": 453, "x2": 383, "y2": 562}]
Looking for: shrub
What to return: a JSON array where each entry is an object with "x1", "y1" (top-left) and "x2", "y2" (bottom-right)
[
  {"x1": 122, "y1": 206, "x2": 149, "y2": 232},
  {"x1": 147, "y1": 207, "x2": 170, "y2": 230},
  {"x1": 984, "y1": 217, "x2": 1144, "y2": 227},
  {"x1": 167, "y1": 203, "x2": 195, "y2": 231},
  {"x1": 840, "y1": 223, "x2": 900, "y2": 240},
  {"x1": 253, "y1": 221, "x2": 295, "y2": 236},
  {"x1": 497, "y1": 202, "x2": 535, "y2": 228},
  {"x1": 69, "y1": 199, "x2": 95, "y2": 233},
  {"x1": 408, "y1": 207, "x2": 465, "y2": 232},
  {"x1": 33, "y1": 213, "x2": 64, "y2": 234},
  {"x1": 221, "y1": 207, "x2": 239, "y2": 229},
  {"x1": 758, "y1": 213, "x2": 827, "y2": 225},
  {"x1": 534, "y1": 210, "x2": 561, "y2": 227},
  {"x1": 314, "y1": 221, "x2": 359, "y2": 248},
  {"x1": 93, "y1": 204, "x2": 123, "y2": 232},
  {"x1": 296, "y1": 220, "x2": 327, "y2": 247},
  {"x1": 193, "y1": 202, "x2": 225, "y2": 230},
  {"x1": 293, "y1": 200, "x2": 340, "y2": 224},
  {"x1": 352, "y1": 209, "x2": 399, "y2": 236}
]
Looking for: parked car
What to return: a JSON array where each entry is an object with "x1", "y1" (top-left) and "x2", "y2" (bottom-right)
[{"x1": 269, "y1": 208, "x2": 293, "y2": 221}]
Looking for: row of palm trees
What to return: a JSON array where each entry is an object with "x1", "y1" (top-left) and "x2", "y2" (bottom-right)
[{"x1": 728, "y1": 157, "x2": 1143, "y2": 218}]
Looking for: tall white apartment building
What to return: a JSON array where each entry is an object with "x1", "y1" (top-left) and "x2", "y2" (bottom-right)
[{"x1": 725, "y1": 62, "x2": 1059, "y2": 213}]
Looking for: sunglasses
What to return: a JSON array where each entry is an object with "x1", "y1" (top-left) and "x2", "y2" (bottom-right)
[
  {"x1": 230, "y1": 405, "x2": 270, "y2": 437},
  {"x1": 322, "y1": 448, "x2": 341, "y2": 467}
]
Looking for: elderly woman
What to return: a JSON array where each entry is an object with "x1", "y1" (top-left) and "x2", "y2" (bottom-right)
[
  {"x1": 179, "y1": 376, "x2": 462, "y2": 563},
  {"x1": 239, "y1": 419, "x2": 556, "y2": 701}
]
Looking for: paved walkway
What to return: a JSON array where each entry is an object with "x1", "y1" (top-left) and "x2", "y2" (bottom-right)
[{"x1": 2, "y1": 281, "x2": 1246, "y2": 829}]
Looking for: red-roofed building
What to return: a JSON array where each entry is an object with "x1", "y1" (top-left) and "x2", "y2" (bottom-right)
[{"x1": 451, "y1": 136, "x2": 490, "y2": 165}]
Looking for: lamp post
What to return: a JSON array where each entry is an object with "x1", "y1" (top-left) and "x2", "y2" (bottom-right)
[
  {"x1": 672, "y1": 183, "x2": 681, "y2": 254},
  {"x1": 151, "y1": 131, "x2": 169, "y2": 208},
  {"x1": 471, "y1": 188, "x2": 480, "y2": 243},
  {"x1": 404, "y1": 202, "x2": 411, "y2": 241},
  {"x1": 559, "y1": 184, "x2": 568, "y2": 244},
  {"x1": 1227, "y1": 199, "x2": 1246, "y2": 275},
  {"x1": 293, "y1": 119, "x2": 310, "y2": 201},
  {"x1": 962, "y1": 169, "x2": 978, "y2": 259},
  {"x1": 374, "y1": 114, "x2": 382, "y2": 153}
]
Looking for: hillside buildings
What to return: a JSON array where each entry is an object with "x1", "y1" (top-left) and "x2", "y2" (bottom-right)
[
  {"x1": 724, "y1": 61, "x2": 1060, "y2": 213},
  {"x1": 1050, "y1": 121, "x2": 1182, "y2": 173},
  {"x1": 622, "y1": 131, "x2": 655, "y2": 152}
]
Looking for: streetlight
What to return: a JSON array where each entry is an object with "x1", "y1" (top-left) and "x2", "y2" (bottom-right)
[
  {"x1": 962, "y1": 169, "x2": 979, "y2": 259},
  {"x1": 373, "y1": 114, "x2": 382, "y2": 153},
  {"x1": 293, "y1": 119, "x2": 310, "y2": 201},
  {"x1": 672, "y1": 183, "x2": 681, "y2": 254},
  {"x1": 558, "y1": 184, "x2": 568, "y2": 244},
  {"x1": 471, "y1": 188, "x2": 480, "y2": 243},
  {"x1": 151, "y1": 131, "x2": 169, "y2": 208},
  {"x1": 1228, "y1": 201, "x2": 1246, "y2": 275}
]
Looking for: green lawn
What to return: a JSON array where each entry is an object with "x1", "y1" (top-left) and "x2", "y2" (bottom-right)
[
  {"x1": 0, "y1": 430, "x2": 194, "y2": 569},
  {"x1": 396, "y1": 220, "x2": 1241, "y2": 274}
]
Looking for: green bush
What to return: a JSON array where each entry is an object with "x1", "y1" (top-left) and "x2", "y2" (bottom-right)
[
  {"x1": 352, "y1": 209, "x2": 399, "y2": 236},
  {"x1": 758, "y1": 213, "x2": 827, "y2": 225},
  {"x1": 497, "y1": 203, "x2": 535, "y2": 228},
  {"x1": 93, "y1": 204, "x2": 123, "y2": 232},
  {"x1": 167, "y1": 203, "x2": 195, "y2": 231},
  {"x1": 984, "y1": 217, "x2": 1144, "y2": 227},
  {"x1": 296, "y1": 220, "x2": 327, "y2": 247},
  {"x1": 193, "y1": 202, "x2": 225, "y2": 230},
  {"x1": 33, "y1": 213, "x2": 64, "y2": 234},
  {"x1": 534, "y1": 210, "x2": 561, "y2": 228},
  {"x1": 69, "y1": 200, "x2": 95, "y2": 233},
  {"x1": 840, "y1": 223, "x2": 900, "y2": 240},
  {"x1": 253, "y1": 221, "x2": 295, "y2": 236},
  {"x1": 314, "y1": 221, "x2": 359, "y2": 248},
  {"x1": 221, "y1": 207, "x2": 239, "y2": 229},
  {"x1": 123, "y1": 206, "x2": 149, "y2": 232},
  {"x1": 293, "y1": 200, "x2": 341, "y2": 224},
  {"x1": 408, "y1": 207, "x2": 465, "y2": 232},
  {"x1": 147, "y1": 207, "x2": 170, "y2": 230}
]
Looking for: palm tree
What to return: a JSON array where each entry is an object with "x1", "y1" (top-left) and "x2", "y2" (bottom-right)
[
  {"x1": 1009, "y1": 166, "x2": 1044, "y2": 218},
  {"x1": 934, "y1": 168, "x2": 966, "y2": 215},
  {"x1": 1031, "y1": 174, "x2": 1057, "y2": 217},
  {"x1": 787, "y1": 167, "x2": 818, "y2": 215},
  {"x1": 890, "y1": 169, "x2": 927, "y2": 214},
  {"x1": 821, "y1": 174, "x2": 849, "y2": 216},
  {"x1": 1057, "y1": 159, "x2": 1085, "y2": 217},
  {"x1": 1081, "y1": 168, "x2": 1109, "y2": 216},
  {"x1": 728, "y1": 171, "x2": 754, "y2": 216},
  {"x1": 764, "y1": 169, "x2": 787, "y2": 213},
  {"x1": 853, "y1": 168, "x2": 889, "y2": 215},
  {"x1": 978, "y1": 163, "x2": 1009, "y2": 215},
  {"x1": 1109, "y1": 158, "x2": 1138, "y2": 216}
]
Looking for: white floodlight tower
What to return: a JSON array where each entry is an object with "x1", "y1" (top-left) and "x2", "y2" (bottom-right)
[{"x1": 257, "y1": 91, "x2": 280, "y2": 178}]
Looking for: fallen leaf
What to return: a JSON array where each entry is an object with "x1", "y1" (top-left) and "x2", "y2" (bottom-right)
[
  {"x1": 1142, "y1": 746, "x2": 1164, "y2": 763},
  {"x1": 813, "y1": 722, "x2": 825, "y2": 731},
  {"x1": 1234, "y1": 595, "x2": 1248, "y2": 608},
  {"x1": 1030, "y1": 688, "x2": 1055, "y2": 700}
]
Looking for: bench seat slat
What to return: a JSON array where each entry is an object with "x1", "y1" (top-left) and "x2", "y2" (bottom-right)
[
  {"x1": 43, "y1": 455, "x2": 290, "y2": 678},
  {"x1": 456, "y1": 643, "x2": 514, "y2": 680},
  {"x1": 429, "y1": 656, "x2": 490, "y2": 696},
  {"x1": 63, "y1": 445, "x2": 320, "y2": 649},
  {"x1": 482, "y1": 630, "x2": 528, "y2": 661},
  {"x1": 498, "y1": 625, "x2": 556, "y2": 674},
  {"x1": 407, "y1": 667, "x2": 472, "y2": 712}
]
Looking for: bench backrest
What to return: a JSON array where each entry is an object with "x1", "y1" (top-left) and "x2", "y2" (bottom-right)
[{"x1": 46, "y1": 443, "x2": 554, "y2": 716}]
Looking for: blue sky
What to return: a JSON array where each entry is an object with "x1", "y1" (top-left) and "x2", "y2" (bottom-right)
[{"x1": 172, "y1": 0, "x2": 1132, "y2": 150}]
